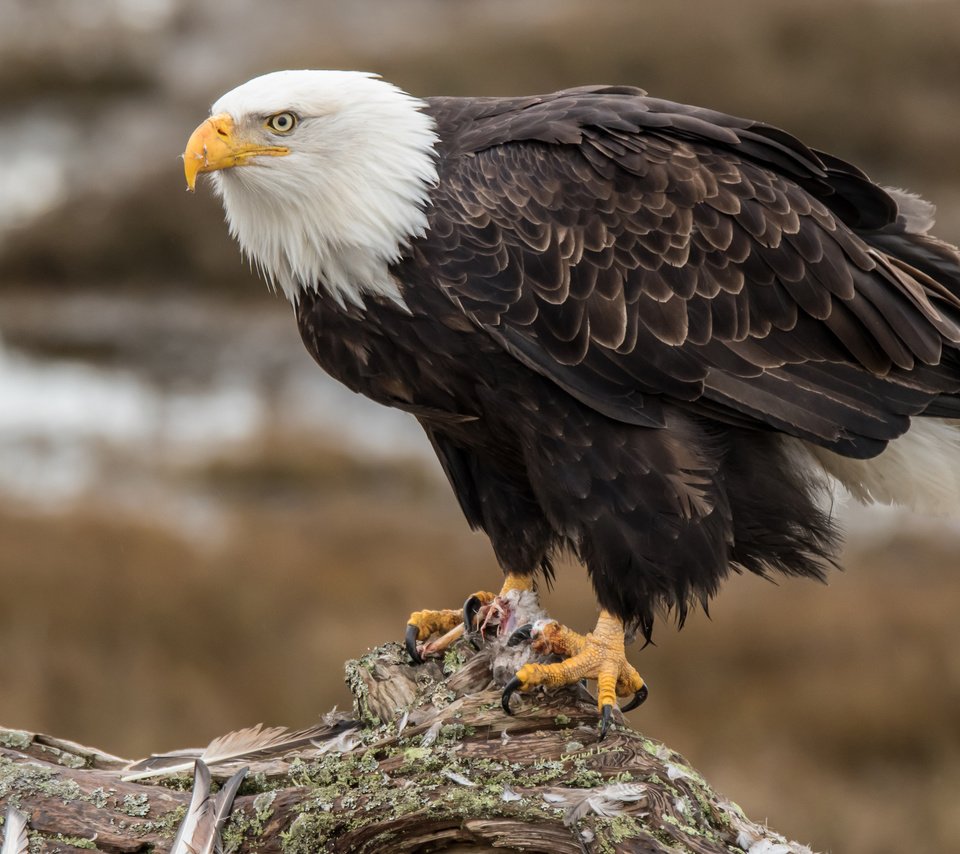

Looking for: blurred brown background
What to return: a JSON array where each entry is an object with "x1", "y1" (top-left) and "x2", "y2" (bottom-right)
[{"x1": 1, "y1": 1, "x2": 959, "y2": 851}]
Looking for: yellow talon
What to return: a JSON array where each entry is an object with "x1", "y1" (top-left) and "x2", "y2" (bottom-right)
[
  {"x1": 530, "y1": 620, "x2": 588, "y2": 658},
  {"x1": 406, "y1": 608, "x2": 464, "y2": 642},
  {"x1": 501, "y1": 610, "x2": 648, "y2": 738}
]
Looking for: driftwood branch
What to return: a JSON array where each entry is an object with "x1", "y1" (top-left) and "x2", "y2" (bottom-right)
[{"x1": 0, "y1": 640, "x2": 817, "y2": 853}]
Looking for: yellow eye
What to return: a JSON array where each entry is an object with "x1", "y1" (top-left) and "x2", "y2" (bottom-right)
[{"x1": 266, "y1": 112, "x2": 298, "y2": 134}]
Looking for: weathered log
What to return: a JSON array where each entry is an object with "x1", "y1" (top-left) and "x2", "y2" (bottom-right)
[{"x1": 0, "y1": 640, "x2": 816, "y2": 853}]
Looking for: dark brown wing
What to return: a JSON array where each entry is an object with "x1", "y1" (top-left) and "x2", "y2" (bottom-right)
[{"x1": 416, "y1": 90, "x2": 960, "y2": 457}]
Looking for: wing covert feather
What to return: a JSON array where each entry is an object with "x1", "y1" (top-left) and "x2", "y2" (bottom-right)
[{"x1": 418, "y1": 92, "x2": 960, "y2": 452}]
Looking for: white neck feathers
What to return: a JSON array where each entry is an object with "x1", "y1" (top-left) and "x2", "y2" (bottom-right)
[{"x1": 209, "y1": 71, "x2": 439, "y2": 307}]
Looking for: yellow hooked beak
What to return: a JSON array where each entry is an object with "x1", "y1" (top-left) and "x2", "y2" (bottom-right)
[{"x1": 182, "y1": 113, "x2": 290, "y2": 191}]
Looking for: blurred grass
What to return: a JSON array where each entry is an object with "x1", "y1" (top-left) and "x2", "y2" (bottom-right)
[{"x1": 1, "y1": 439, "x2": 958, "y2": 852}]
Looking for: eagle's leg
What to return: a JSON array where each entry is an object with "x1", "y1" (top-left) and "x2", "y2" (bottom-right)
[
  {"x1": 501, "y1": 610, "x2": 648, "y2": 739},
  {"x1": 405, "y1": 572, "x2": 535, "y2": 663}
]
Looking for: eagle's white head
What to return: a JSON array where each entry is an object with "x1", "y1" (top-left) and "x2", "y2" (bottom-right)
[{"x1": 183, "y1": 70, "x2": 439, "y2": 306}]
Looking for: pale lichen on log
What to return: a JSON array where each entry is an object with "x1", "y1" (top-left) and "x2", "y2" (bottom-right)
[{"x1": 0, "y1": 640, "x2": 817, "y2": 853}]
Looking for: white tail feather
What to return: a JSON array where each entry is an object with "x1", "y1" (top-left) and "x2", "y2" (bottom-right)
[{"x1": 800, "y1": 418, "x2": 960, "y2": 515}]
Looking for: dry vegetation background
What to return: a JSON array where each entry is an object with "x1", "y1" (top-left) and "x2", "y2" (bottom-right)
[{"x1": 1, "y1": 1, "x2": 959, "y2": 852}]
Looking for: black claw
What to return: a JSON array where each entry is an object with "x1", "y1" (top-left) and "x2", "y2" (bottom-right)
[
  {"x1": 621, "y1": 684, "x2": 649, "y2": 713},
  {"x1": 507, "y1": 623, "x2": 534, "y2": 647},
  {"x1": 599, "y1": 704, "x2": 614, "y2": 741},
  {"x1": 405, "y1": 624, "x2": 423, "y2": 665},
  {"x1": 463, "y1": 595, "x2": 483, "y2": 633},
  {"x1": 501, "y1": 676, "x2": 522, "y2": 715}
]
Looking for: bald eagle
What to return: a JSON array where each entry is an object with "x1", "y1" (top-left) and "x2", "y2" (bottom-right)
[{"x1": 185, "y1": 71, "x2": 960, "y2": 735}]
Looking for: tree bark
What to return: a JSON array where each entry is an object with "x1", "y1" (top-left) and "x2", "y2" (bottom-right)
[{"x1": 0, "y1": 641, "x2": 817, "y2": 853}]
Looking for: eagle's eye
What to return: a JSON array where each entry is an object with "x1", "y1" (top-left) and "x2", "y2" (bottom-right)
[{"x1": 265, "y1": 111, "x2": 298, "y2": 134}]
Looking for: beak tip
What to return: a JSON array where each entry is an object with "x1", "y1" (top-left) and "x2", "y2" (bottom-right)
[{"x1": 183, "y1": 151, "x2": 201, "y2": 193}]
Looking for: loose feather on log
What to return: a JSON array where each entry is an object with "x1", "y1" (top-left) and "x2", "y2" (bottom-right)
[
  {"x1": 0, "y1": 806, "x2": 29, "y2": 854},
  {"x1": 169, "y1": 760, "x2": 247, "y2": 854},
  {"x1": 122, "y1": 721, "x2": 355, "y2": 781},
  {"x1": 542, "y1": 781, "x2": 651, "y2": 826}
]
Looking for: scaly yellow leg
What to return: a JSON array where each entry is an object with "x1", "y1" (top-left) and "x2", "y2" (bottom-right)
[
  {"x1": 502, "y1": 610, "x2": 648, "y2": 739},
  {"x1": 405, "y1": 573, "x2": 535, "y2": 663}
]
